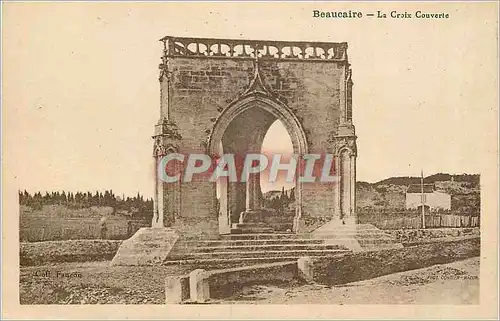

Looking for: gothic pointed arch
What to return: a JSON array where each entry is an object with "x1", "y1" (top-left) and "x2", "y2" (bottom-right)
[{"x1": 207, "y1": 95, "x2": 309, "y2": 157}]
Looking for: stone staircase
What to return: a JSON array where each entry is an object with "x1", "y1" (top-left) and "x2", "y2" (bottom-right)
[
  {"x1": 164, "y1": 233, "x2": 351, "y2": 267},
  {"x1": 110, "y1": 224, "x2": 403, "y2": 267},
  {"x1": 162, "y1": 223, "x2": 402, "y2": 267},
  {"x1": 230, "y1": 222, "x2": 275, "y2": 234},
  {"x1": 311, "y1": 223, "x2": 403, "y2": 252},
  {"x1": 230, "y1": 209, "x2": 295, "y2": 234}
]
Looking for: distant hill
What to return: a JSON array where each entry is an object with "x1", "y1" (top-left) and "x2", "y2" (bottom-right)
[
  {"x1": 357, "y1": 173, "x2": 480, "y2": 213},
  {"x1": 369, "y1": 173, "x2": 480, "y2": 187},
  {"x1": 263, "y1": 173, "x2": 480, "y2": 213}
]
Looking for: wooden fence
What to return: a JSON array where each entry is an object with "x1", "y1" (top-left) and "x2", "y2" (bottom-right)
[{"x1": 365, "y1": 214, "x2": 480, "y2": 230}]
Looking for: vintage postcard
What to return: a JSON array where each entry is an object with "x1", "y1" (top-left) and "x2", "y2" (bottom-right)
[{"x1": 2, "y1": 1, "x2": 498, "y2": 319}]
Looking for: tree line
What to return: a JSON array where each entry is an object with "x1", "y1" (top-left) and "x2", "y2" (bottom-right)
[
  {"x1": 18, "y1": 190, "x2": 153, "y2": 218},
  {"x1": 263, "y1": 187, "x2": 296, "y2": 213}
]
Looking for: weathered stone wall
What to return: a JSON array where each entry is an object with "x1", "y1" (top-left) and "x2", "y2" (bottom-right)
[
  {"x1": 165, "y1": 58, "x2": 344, "y2": 151},
  {"x1": 161, "y1": 57, "x2": 346, "y2": 233},
  {"x1": 385, "y1": 227, "x2": 480, "y2": 244},
  {"x1": 313, "y1": 237, "x2": 480, "y2": 285}
]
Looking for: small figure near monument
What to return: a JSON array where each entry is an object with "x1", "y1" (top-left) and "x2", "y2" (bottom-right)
[
  {"x1": 127, "y1": 220, "x2": 133, "y2": 238},
  {"x1": 99, "y1": 216, "x2": 108, "y2": 239},
  {"x1": 238, "y1": 211, "x2": 246, "y2": 224}
]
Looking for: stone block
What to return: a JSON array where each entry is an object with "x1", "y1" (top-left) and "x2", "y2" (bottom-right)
[
  {"x1": 297, "y1": 256, "x2": 314, "y2": 282},
  {"x1": 110, "y1": 228, "x2": 179, "y2": 266},
  {"x1": 165, "y1": 275, "x2": 190, "y2": 304},
  {"x1": 189, "y1": 269, "x2": 210, "y2": 303}
]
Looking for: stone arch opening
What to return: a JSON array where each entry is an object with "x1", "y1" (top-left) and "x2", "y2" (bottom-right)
[
  {"x1": 209, "y1": 96, "x2": 308, "y2": 234},
  {"x1": 260, "y1": 120, "x2": 296, "y2": 232}
]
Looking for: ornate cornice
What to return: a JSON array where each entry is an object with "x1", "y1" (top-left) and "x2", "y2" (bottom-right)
[{"x1": 159, "y1": 36, "x2": 348, "y2": 62}]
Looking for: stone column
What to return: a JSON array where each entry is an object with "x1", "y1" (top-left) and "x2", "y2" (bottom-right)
[
  {"x1": 228, "y1": 182, "x2": 246, "y2": 223},
  {"x1": 152, "y1": 153, "x2": 160, "y2": 227},
  {"x1": 341, "y1": 150, "x2": 351, "y2": 221},
  {"x1": 333, "y1": 155, "x2": 341, "y2": 221},
  {"x1": 330, "y1": 134, "x2": 357, "y2": 224},
  {"x1": 350, "y1": 154, "x2": 356, "y2": 223},
  {"x1": 153, "y1": 155, "x2": 165, "y2": 228},
  {"x1": 152, "y1": 118, "x2": 182, "y2": 228},
  {"x1": 218, "y1": 176, "x2": 230, "y2": 234},
  {"x1": 245, "y1": 172, "x2": 261, "y2": 211}
]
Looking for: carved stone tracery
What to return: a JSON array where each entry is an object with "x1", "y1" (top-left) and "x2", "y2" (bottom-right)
[
  {"x1": 328, "y1": 133, "x2": 357, "y2": 157},
  {"x1": 160, "y1": 36, "x2": 348, "y2": 61},
  {"x1": 153, "y1": 118, "x2": 182, "y2": 157}
]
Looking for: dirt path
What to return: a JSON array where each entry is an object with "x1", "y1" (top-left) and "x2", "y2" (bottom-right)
[{"x1": 219, "y1": 257, "x2": 480, "y2": 304}]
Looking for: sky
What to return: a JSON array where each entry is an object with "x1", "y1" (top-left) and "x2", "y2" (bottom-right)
[{"x1": 3, "y1": 2, "x2": 497, "y2": 198}]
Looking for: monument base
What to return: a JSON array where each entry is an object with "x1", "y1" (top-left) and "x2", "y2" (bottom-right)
[{"x1": 110, "y1": 227, "x2": 179, "y2": 266}]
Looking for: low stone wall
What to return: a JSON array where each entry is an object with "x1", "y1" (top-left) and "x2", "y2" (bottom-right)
[
  {"x1": 165, "y1": 261, "x2": 298, "y2": 303},
  {"x1": 385, "y1": 227, "x2": 480, "y2": 244},
  {"x1": 209, "y1": 261, "x2": 298, "y2": 298},
  {"x1": 312, "y1": 237, "x2": 480, "y2": 285},
  {"x1": 20, "y1": 240, "x2": 122, "y2": 266}
]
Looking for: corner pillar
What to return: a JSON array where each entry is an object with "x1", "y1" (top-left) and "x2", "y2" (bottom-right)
[
  {"x1": 330, "y1": 133, "x2": 357, "y2": 225},
  {"x1": 350, "y1": 154, "x2": 357, "y2": 223},
  {"x1": 152, "y1": 118, "x2": 182, "y2": 228}
]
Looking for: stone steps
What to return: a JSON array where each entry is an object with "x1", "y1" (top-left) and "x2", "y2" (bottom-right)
[
  {"x1": 221, "y1": 233, "x2": 303, "y2": 240},
  {"x1": 311, "y1": 223, "x2": 403, "y2": 251},
  {"x1": 158, "y1": 224, "x2": 402, "y2": 267},
  {"x1": 178, "y1": 238, "x2": 325, "y2": 246},
  {"x1": 112, "y1": 225, "x2": 403, "y2": 267},
  {"x1": 312, "y1": 231, "x2": 389, "y2": 236},
  {"x1": 231, "y1": 222, "x2": 271, "y2": 228},
  {"x1": 175, "y1": 243, "x2": 344, "y2": 253},
  {"x1": 230, "y1": 226, "x2": 275, "y2": 234},
  {"x1": 164, "y1": 232, "x2": 352, "y2": 266},
  {"x1": 164, "y1": 254, "x2": 345, "y2": 267},
  {"x1": 230, "y1": 222, "x2": 294, "y2": 233},
  {"x1": 168, "y1": 249, "x2": 350, "y2": 260}
]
